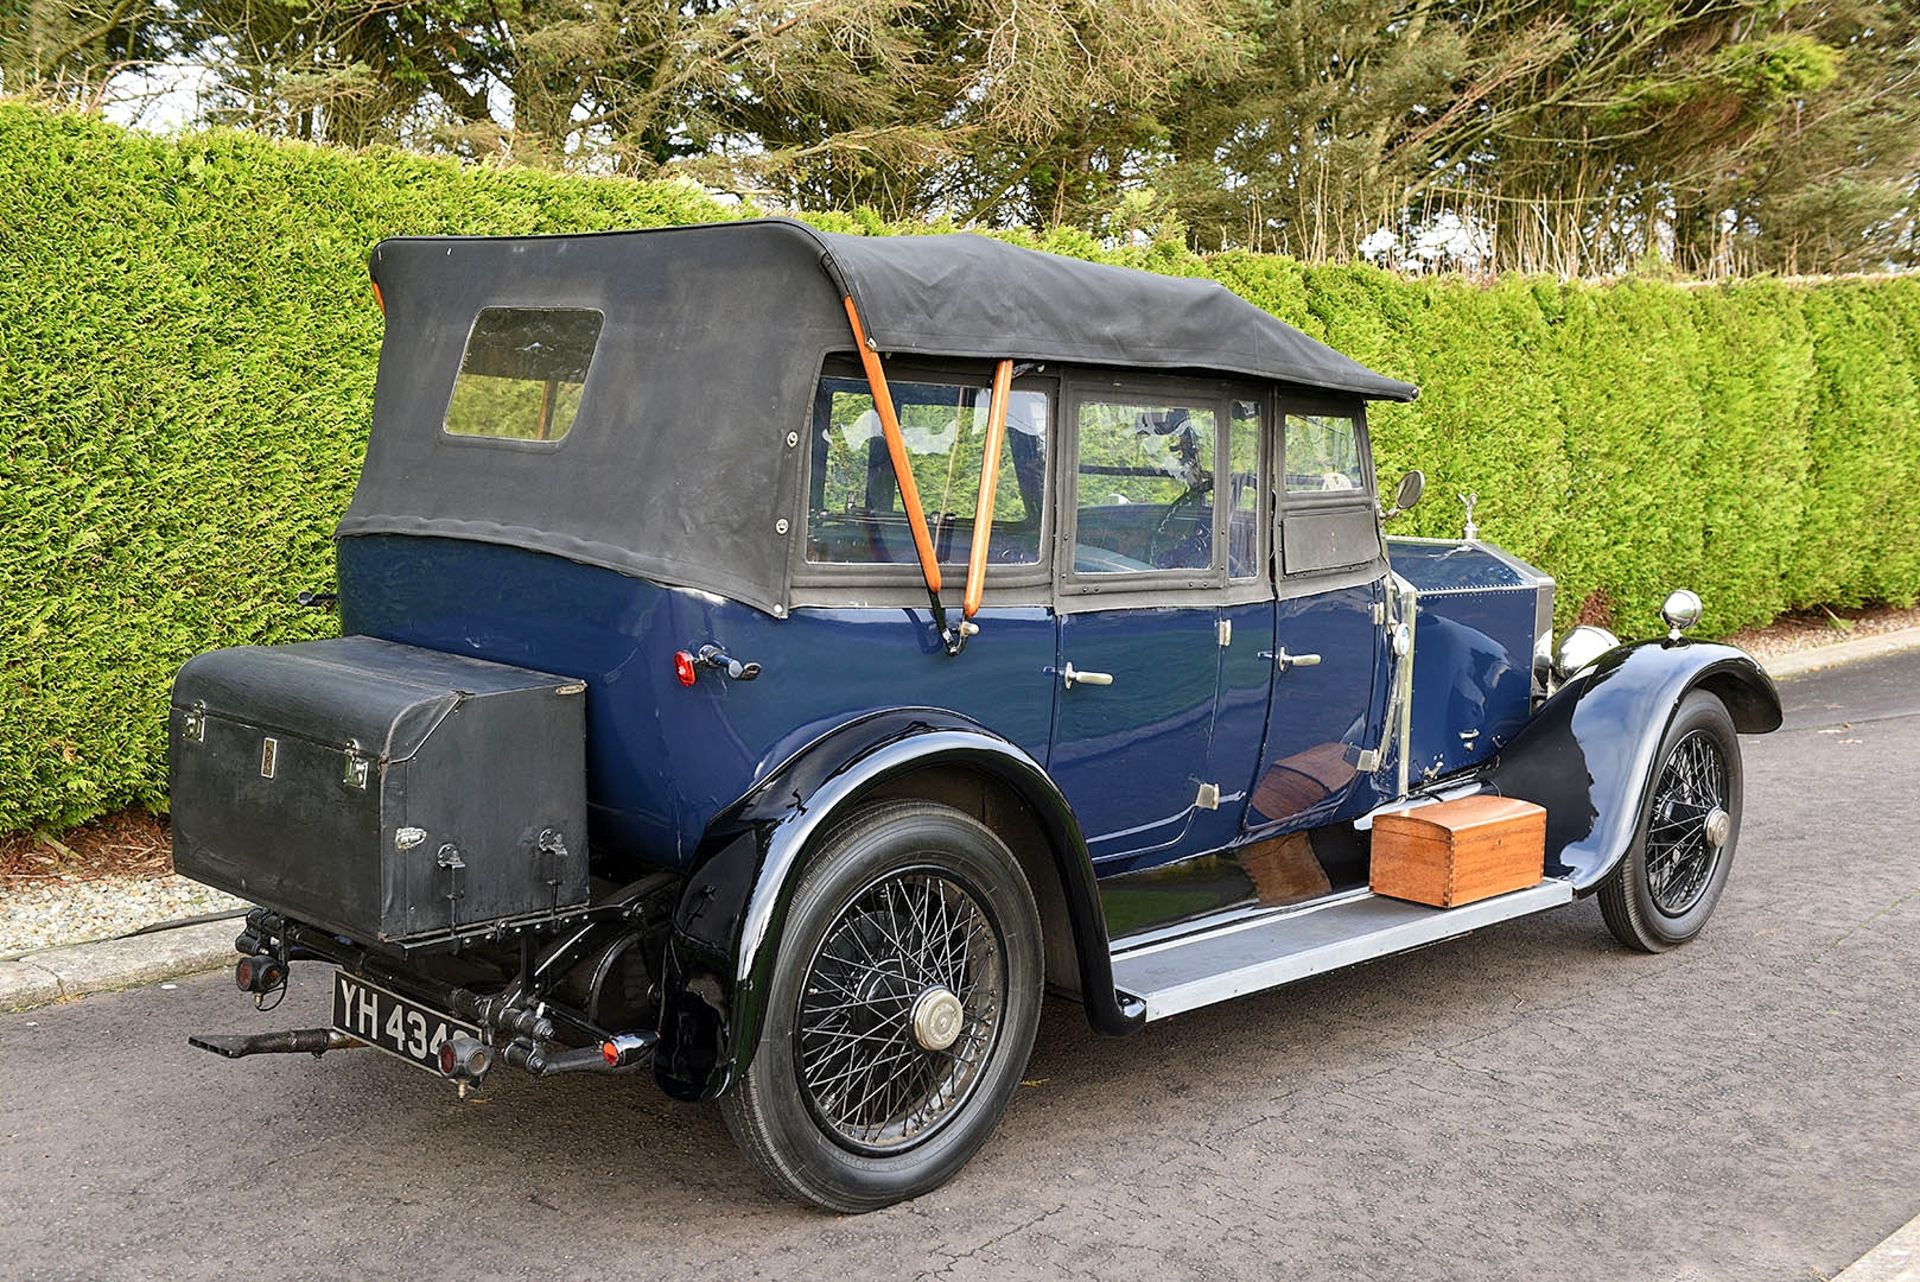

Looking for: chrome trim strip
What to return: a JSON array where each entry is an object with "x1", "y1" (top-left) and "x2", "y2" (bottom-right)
[
  {"x1": 1351, "y1": 779, "x2": 1488, "y2": 831},
  {"x1": 1394, "y1": 571, "x2": 1417, "y2": 799}
]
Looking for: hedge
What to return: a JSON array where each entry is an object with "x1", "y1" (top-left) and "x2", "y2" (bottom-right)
[{"x1": 3, "y1": 102, "x2": 1918, "y2": 834}]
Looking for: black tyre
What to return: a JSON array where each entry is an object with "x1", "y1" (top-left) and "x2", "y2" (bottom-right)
[
  {"x1": 1599, "y1": 689, "x2": 1743, "y2": 952},
  {"x1": 720, "y1": 800, "x2": 1043, "y2": 1212}
]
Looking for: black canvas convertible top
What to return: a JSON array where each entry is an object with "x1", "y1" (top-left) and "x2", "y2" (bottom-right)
[
  {"x1": 341, "y1": 220, "x2": 1416, "y2": 614},
  {"x1": 811, "y1": 229, "x2": 1416, "y2": 401}
]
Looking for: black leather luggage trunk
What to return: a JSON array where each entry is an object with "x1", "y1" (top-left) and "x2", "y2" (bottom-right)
[{"x1": 169, "y1": 636, "x2": 588, "y2": 944}]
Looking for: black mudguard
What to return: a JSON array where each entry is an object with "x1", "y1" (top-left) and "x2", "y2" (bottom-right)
[
  {"x1": 652, "y1": 708, "x2": 1143, "y2": 1102},
  {"x1": 1485, "y1": 640, "x2": 1781, "y2": 890}
]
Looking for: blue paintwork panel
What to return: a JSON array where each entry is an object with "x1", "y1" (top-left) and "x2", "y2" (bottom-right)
[
  {"x1": 338, "y1": 536, "x2": 1057, "y2": 872},
  {"x1": 1243, "y1": 577, "x2": 1388, "y2": 832},
  {"x1": 1387, "y1": 538, "x2": 1536, "y2": 591},
  {"x1": 338, "y1": 533, "x2": 1546, "y2": 894},
  {"x1": 1406, "y1": 593, "x2": 1537, "y2": 779},
  {"x1": 1050, "y1": 606, "x2": 1221, "y2": 861},
  {"x1": 1183, "y1": 599, "x2": 1276, "y2": 854}
]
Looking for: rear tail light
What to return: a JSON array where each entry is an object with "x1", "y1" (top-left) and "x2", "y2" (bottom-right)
[
  {"x1": 600, "y1": 1032, "x2": 656, "y2": 1068},
  {"x1": 437, "y1": 1034, "x2": 493, "y2": 1083},
  {"x1": 672, "y1": 650, "x2": 698, "y2": 687},
  {"x1": 234, "y1": 955, "x2": 287, "y2": 993}
]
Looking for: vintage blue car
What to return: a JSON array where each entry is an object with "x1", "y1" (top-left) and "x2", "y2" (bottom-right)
[{"x1": 174, "y1": 221, "x2": 1781, "y2": 1212}]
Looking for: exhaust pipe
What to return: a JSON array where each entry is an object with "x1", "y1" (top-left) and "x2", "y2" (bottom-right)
[{"x1": 188, "y1": 1028, "x2": 364, "y2": 1059}]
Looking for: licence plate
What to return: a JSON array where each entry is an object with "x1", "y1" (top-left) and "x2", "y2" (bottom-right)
[{"x1": 331, "y1": 970, "x2": 480, "y2": 1075}]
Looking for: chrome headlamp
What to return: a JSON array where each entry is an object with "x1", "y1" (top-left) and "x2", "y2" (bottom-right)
[
  {"x1": 1660, "y1": 589, "x2": 1703, "y2": 641},
  {"x1": 1553, "y1": 625, "x2": 1619, "y2": 681}
]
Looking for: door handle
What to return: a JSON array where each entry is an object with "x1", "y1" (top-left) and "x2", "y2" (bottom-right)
[
  {"x1": 1062, "y1": 662, "x2": 1114, "y2": 689},
  {"x1": 1260, "y1": 648, "x2": 1322, "y2": 672}
]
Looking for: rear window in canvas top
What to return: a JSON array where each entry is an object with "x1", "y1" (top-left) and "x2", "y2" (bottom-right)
[{"x1": 443, "y1": 307, "x2": 604, "y2": 443}]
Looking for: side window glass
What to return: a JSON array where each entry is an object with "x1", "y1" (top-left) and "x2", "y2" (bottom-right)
[
  {"x1": 1227, "y1": 399, "x2": 1262, "y2": 578},
  {"x1": 1074, "y1": 399, "x2": 1217, "y2": 574},
  {"x1": 1283, "y1": 412, "x2": 1364, "y2": 494},
  {"x1": 806, "y1": 375, "x2": 1049, "y2": 566}
]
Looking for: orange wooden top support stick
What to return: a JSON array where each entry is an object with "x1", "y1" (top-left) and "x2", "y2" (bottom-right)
[
  {"x1": 964, "y1": 359, "x2": 1014, "y2": 618},
  {"x1": 842, "y1": 296, "x2": 943, "y2": 596}
]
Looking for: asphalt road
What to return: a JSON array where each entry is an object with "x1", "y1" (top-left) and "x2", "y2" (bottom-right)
[{"x1": 3, "y1": 654, "x2": 1916, "y2": 1282}]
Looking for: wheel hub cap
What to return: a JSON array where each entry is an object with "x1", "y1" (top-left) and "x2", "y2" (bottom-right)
[
  {"x1": 1703, "y1": 805, "x2": 1730, "y2": 849},
  {"x1": 910, "y1": 986, "x2": 964, "y2": 1051}
]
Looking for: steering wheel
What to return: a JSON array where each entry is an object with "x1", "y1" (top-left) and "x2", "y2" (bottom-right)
[{"x1": 1146, "y1": 479, "x2": 1213, "y2": 565}]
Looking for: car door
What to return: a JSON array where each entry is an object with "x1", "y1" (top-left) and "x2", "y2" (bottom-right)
[
  {"x1": 1244, "y1": 399, "x2": 1391, "y2": 834},
  {"x1": 1189, "y1": 394, "x2": 1279, "y2": 852},
  {"x1": 1048, "y1": 379, "x2": 1229, "y2": 865}
]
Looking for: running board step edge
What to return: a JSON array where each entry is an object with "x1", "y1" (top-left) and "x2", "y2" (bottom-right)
[{"x1": 1112, "y1": 881, "x2": 1574, "y2": 1022}]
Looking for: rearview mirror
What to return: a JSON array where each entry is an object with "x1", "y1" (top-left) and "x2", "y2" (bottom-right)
[
  {"x1": 1383, "y1": 469, "x2": 1425, "y2": 521},
  {"x1": 1394, "y1": 469, "x2": 1425, "y2": 512}
]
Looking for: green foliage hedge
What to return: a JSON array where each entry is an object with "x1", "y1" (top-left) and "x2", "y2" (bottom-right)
[{"x1": 4, "y1": 103, "x2": 1919, "y2": 834}]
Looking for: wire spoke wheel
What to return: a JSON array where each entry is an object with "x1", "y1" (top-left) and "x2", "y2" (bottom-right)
[
  {"x1": 795, "y1": 866, "x2": 1005, "y2": 1155},
  {"x1": 1642, "y1": 729, "x2": 1730, "y2": 918},
  {"x1": 723, "y1": 801, "x2": 1041, "y2": 1211}
]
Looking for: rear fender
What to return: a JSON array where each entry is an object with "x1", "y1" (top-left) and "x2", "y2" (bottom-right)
[
  {"x1": 652, "y1": 707, "x2": 1143, "y2": 1102},
  {"x1": 1485, "y1": 640, "x2": 1781, "y2": 890}
]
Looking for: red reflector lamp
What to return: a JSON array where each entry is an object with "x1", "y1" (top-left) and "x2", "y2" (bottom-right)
[
  {"x1": 601, "y1": 1032, "x2": 655, "y2": 1069},
  {"x1": 672, "y1": 650, "x2": 698, "y2": 687},
  {"x1": 438, "y1": 1034, "x2": 493, "y2": 1083},
  {"x1": 234, "y1": 955, "x2": 287, "y2": 993}
]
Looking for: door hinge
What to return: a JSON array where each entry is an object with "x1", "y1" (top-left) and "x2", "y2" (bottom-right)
[
  {"x1": 1356, "y1": 748, "x2": 1382, "y2": 773},
  {"x1": 1372, "y1": 600, "x2": 1387, "y2": 625},
  {"x1": 1216, "y1": 619, "x2": 1232, "y2": 647},
  {"x1": 1195, "y1": 782, "x2": 1221, "y2": 810}
]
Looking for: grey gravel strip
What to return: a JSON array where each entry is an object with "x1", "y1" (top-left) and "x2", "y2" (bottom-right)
[
  {"x1": 1836, "y1": 1212, "x2": 1920, "y2": 1282},
  {"x1": 0, "y1": 919, "x2": 239, "y2": 1013},
  {"x1": 1764, "y1": 626, "x2": 1920, "y2": 680},
  {"x1": 0, "y1": 873, "x2": 245, "y2": 956}
]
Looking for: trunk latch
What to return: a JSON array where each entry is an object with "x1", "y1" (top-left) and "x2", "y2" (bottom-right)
[
  {"x1": 342, "y1": 740, "x2": 371, "y2": 789},
  {"x1": 182, "y1": 701, "x2": 207, "y2": 743}
]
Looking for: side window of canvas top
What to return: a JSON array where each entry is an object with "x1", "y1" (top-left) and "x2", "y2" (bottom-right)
[
  {"x1": 1069, "y1": 393, "x2": 1265, "y2": 580},
  {"x1": 806, "y1": 373, "x2": 1051, "y2": 566},
  {"x1": 1283, "y1": 412, "x2": 1364, "y2": 493},
  {"x1": 443, "y1": 307, "x2": 605, "y2": 443},
  {"x1": 1073, "y1": 399, "x2": 1218, "y2": 574}
]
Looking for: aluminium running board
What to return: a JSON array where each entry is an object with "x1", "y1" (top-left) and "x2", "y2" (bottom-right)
[{"x1": 1111, "y1": 880, "x2": 1573, "y2": 1021}]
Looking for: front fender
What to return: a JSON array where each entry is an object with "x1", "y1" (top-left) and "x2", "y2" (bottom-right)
[
  {"x1": 1485, "y1": 640, "x2": 1780, "y2": 890},
  {"x1": 652, "y1": 707, "x2": 1143, "y2": 1102}
]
